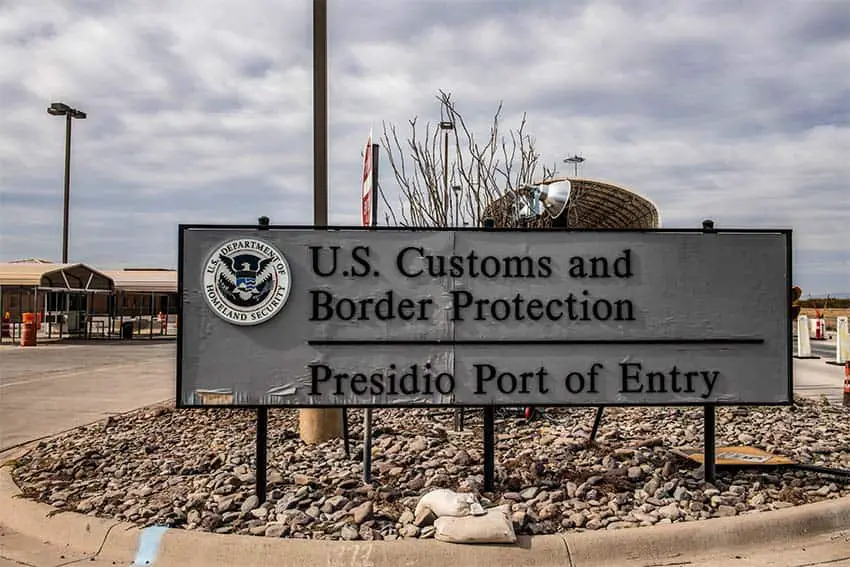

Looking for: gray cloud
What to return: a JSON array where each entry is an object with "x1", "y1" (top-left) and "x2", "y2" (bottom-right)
[{"x1": 0, "y1": 0, "x2": 848, "y2": 293}]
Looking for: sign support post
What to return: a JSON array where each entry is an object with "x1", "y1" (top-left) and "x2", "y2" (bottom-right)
[
  {"x1": 255, "y1": 215, "x2": 271, "y2": 503},
  {"x1": 702, "y1": 219, "x2": 718, "y2": 484},
  {"x1": 482, "y1": 216, "x2": 496, "y2": 492}
]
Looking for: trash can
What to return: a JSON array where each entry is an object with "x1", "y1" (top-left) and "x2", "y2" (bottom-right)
[{"x1": 121, "y1": 321, "x2": 134, "y2": 340}]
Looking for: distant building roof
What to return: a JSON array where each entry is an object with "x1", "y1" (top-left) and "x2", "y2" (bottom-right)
[
  {"x1": 0, "y1": 262, "x2": 113, "y2": 290},
  {"x1": 103, "y1": 269, "x2": 177, "y2": 294}
]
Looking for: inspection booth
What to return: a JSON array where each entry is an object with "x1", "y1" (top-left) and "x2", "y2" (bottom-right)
[{"x1": 0, "y1": 261, "x2": 115, "y2": 343}]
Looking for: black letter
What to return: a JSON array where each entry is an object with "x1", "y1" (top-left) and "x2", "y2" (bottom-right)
[
  {"x1": 620, "y1": 362, "x2": 643, "y2": 393},
  {"x1": 309, "y1": 364, "x2": 331, "y2": 395},
  {"x1": 350, "y1": 246, "x2": 371, "y2": 277},
  {"x1": 537, "y1": 256, "x2": 553, "y2": 278},
  {"x1": 475, "y1": 364, "x2": 497, "y2": 394},
  {"x1": 397, "y1": 246, "x2": 424, "y2": 277},
  {"x1": 451, "y1": 290, "x2": 473, "y2": 321},
  {"x1": 613, "y1": 249, "x2": 633, "y2": 278},
  {"x1": 310, "y1": 290, "x2": 334, "y2": 321},
  {"x1": 311, "y1": 246, "x2": 339, "y2": 277}
]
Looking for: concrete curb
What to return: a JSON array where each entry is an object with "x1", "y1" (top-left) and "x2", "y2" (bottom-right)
[{"x1": 2, "y1": 456, "x2": 849, "y2": 567}]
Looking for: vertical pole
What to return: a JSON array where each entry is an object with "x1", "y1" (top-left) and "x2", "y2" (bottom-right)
[
  {"x1": 704, "y1": 405, "x2": 716, "y2": 484},
  {"x1": 362, "y1": 142, "x2": 380, "y2": 483},
  {"x1": 314, "y1": 0, "x2": 328, "y2": 228},
  {"x1": 256, "y1": 407, "x2": 268, "y2": 503},
  {"x1": 62, "y1": 113, "x2": 72, "y2": 264},
  {"x1": 443, "y1": 131, "x2": 449, "y2": 222},
  {"x1": 362, "y1": 404, "x2": 372, "y2": 484},
  {"x1": 589, "y1": 406, "x2": 604, "y2": 442},
  {"x1": 300, "y1": 0, "x2": 342, "y2": 445},
  {"x1": 702, "y1": 218, "x2": 716, "y2": 484},
  {"x1": 149, "y1": 292, "x2": 154, "y2": 339},
  {"x1": 255, "y1": 215, "x2": 270, "y2": 503},
  {"x1": 482, "y1": 217, "x2": 496, "y2": 492}
]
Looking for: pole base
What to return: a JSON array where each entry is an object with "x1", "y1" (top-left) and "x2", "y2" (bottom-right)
[{"x1": 298, "y1": 408, "x2": 343, "y2": 444}]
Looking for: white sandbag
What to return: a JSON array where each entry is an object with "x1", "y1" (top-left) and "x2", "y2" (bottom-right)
[
  {"x1": 414, "y1": 489, "x2": 486, "y2": 519},
  {"x1": 434, "y1": 506, "x2": 517, "y2": 544}
]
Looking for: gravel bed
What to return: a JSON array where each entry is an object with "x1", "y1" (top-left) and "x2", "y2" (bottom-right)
[{"x1": 11, "y1": 397, "x2": 850, "y2": 540}]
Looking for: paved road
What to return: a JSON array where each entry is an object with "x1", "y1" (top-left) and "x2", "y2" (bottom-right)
[
  {"x1": 792, "y1": 335, "x2": 840, "y2": 359},
  {"x1": 0, "y1": 341, "x2": 174, "y2": 451}
]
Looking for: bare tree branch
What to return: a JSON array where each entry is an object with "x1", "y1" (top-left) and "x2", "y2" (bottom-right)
[{"x1": 377, "y1": 91, "x2": 558, "y2": 228}]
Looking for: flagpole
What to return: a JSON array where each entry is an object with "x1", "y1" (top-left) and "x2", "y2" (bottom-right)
[{"x1": 363, "y1": 131, "x2": 379, "y2": 483}]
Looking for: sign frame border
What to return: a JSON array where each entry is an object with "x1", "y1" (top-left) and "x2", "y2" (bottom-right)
[{"x1": 175, "y1": 224, "x2": 793, "y2": 409}]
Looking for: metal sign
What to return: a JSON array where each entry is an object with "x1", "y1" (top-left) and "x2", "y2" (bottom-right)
[{"x1": 177, "y1": 226, "x2": 792, "y2": 408}]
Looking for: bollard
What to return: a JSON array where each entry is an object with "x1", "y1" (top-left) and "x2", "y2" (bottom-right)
[
  {"x1": 827, "y1": 316, "x2": 849, "y2": 366},
  {"x1": 794, "y1": 315, "x2": 818, "y2": 359},
  {"x1": 843, "y1": 361, "x2": 849, "y2": 408}
]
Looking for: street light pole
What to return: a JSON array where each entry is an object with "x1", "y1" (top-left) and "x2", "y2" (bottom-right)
[
  {"x1": 48, "y1": 102, "x2": 86, "y2": 264},
  {"x1": 62, "y1": 113, "x2": 72, "y2": 264},
  {"x1": 563, "y1": 154, "x2": 585, "y2": 177}
]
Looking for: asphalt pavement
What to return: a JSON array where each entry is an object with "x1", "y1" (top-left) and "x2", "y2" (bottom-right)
[{"x1": 0, "y1": 341, "x2": 174, "y2": 451}]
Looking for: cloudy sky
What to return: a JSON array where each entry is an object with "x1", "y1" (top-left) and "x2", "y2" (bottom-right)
[{"x1": 0, "y1": 0, "x2": 847, "y2": 294}]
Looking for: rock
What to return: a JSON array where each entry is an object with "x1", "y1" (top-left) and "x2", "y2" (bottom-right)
[
  {"x1": 585, "y1": 518, "x2": 602, "y2": 530},
  {"x1": 406, "y1": 477, "x2": 426, "y2": 491},
  {"x1": 738, "y1": 433, "x2": 755, "y2": 445},
  {"x1": 420, "y1": 526, "x2": 436, "y2": 539},
  {"x1": 627, "y1": 467, "x2": 643, "y2": 480},
  {"x1": 399, "y1": 510, "x2": 415, "y2": 525},
  {"x1": 240, "y1": 495, "x2": 259, "y2": 514},
  {"x1": 673, "y1": 487, "x2": 691, "y2": 501},
  {"x1": 409, "y1": 437, "x2": 428, "y2": 453},
  {"x1": 520, "y1": 487, "x2": 539, "y2": 501},
  {"x1": 717, "y1": 505, "x2": 738, "y2": 517},
  {"x1": 644, "y1": 479, "x2": 660, "y2": 496},
  {"x1": 340, "y1": 524, "x2": 360, "y2": 540},
  {"x1": 350, "y1": 501, "x2": 373, "y2": 524},
  {"x1": 250, "y1": 507, "x2": 268, "y2": 520},
  {"x1": 658, "y1": 504, "x2": 682, "y2": 521},
  {"x1": 414, "y1": 509, "x2": 436, "y2": 527},
  {"x1": 815, "y1": 485, "x2": 831, "y2": 497},
  {"x1": 326, "y1": 495, "x2": 348, "y2": 510},
  {"x1": 502, "y1": 492, "x2": 522, "y2": 501},
  {"x1": 265, "y1": 523, "x2": 287, "y2": 537},
  {"x1": 399, "y1": 524, "x2": 420, "y2": 538},
  {"x1": 187, "y1": 509, "x2": 201, "y2": 525},
  {"x1": 453, "y1": 450, "x2": 471, "y2": 466},
  {"x1": 293, "y1": 474, "x2": 313, "y2": 486},
  {"x1": 569, "y1": 512, "x2": 587, "y2": 528}
]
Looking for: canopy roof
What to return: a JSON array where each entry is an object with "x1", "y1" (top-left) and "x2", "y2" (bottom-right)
[
  {"x1": 0, "y1": 262, "x2": 114, "y2": 291},
  {"x1": 102, "y1": 269, "x2": 177, "y2": 294},
  {"x1": 484, "y1": 177, "x2": 661, "y2": 229}
]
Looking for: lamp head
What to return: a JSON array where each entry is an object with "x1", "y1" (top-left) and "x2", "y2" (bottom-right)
[{"x1": 516, "y1": 179, "x2": 571, "y2": 220}]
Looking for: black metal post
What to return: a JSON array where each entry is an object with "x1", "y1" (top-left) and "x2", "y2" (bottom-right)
[
  {"x1": 363, "y1": 406, "x2": 372, "y2": 484},
  {"x1": 62, "y1": 113, "x2": 72, "y2": 264},
  {"x1": 255, "y1": 214, "x2": 271, "y2": 503},
  {"x1": 482, "y1": 216, "x2": 496, "y2": 492},
  {"x1": 256, "y1": 407, "x2": 268, "y2": 503},
  {"x1": 701, "y1": 218, "x2": 717, "y2": 484},
  {"x1": 342, "y1": 408, "x2": 350, "y2": 459},
  {"x1": 704, "y1": 405, "x2": 716, "y2": 484},
  {"x1": 589, "y1": 406, "x2": 604, "y2": 442}
]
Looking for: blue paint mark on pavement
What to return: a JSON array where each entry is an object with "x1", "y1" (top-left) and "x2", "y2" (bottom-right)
[{"x1": 133, "y1": 525, "x2": 169, "y2": 566}]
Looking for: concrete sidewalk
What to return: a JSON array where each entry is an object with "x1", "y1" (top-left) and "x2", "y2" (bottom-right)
[{"x1": 2, "y1": 445, "x2": 849, "y2": 567}]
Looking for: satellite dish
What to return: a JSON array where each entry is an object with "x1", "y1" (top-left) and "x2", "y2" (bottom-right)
[{"x1": 517, "y1": 180, "x2": 571, "y2": 220}]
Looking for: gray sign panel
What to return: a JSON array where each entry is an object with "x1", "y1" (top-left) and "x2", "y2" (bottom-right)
[{"x1": 177, "y1": 227, "x2": 791, "y2": 407}]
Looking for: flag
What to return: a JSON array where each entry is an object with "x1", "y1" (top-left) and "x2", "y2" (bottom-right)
[{"x1": 362, "y1": 129, "x2": 373, "y2": 227}]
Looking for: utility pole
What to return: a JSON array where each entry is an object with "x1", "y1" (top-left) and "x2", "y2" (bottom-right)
[{"x1": 299, "y1": 0, "x2": 343, "y2": 444}]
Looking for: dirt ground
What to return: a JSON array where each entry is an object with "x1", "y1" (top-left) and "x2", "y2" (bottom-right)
[{"x1": 799, "y1": 307, "x2": 850, "y2": 330}]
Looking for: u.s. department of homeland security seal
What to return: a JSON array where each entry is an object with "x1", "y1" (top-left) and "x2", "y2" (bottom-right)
[{"x1": 202, "y1": 238, "x2": 292, "y2": 326}]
